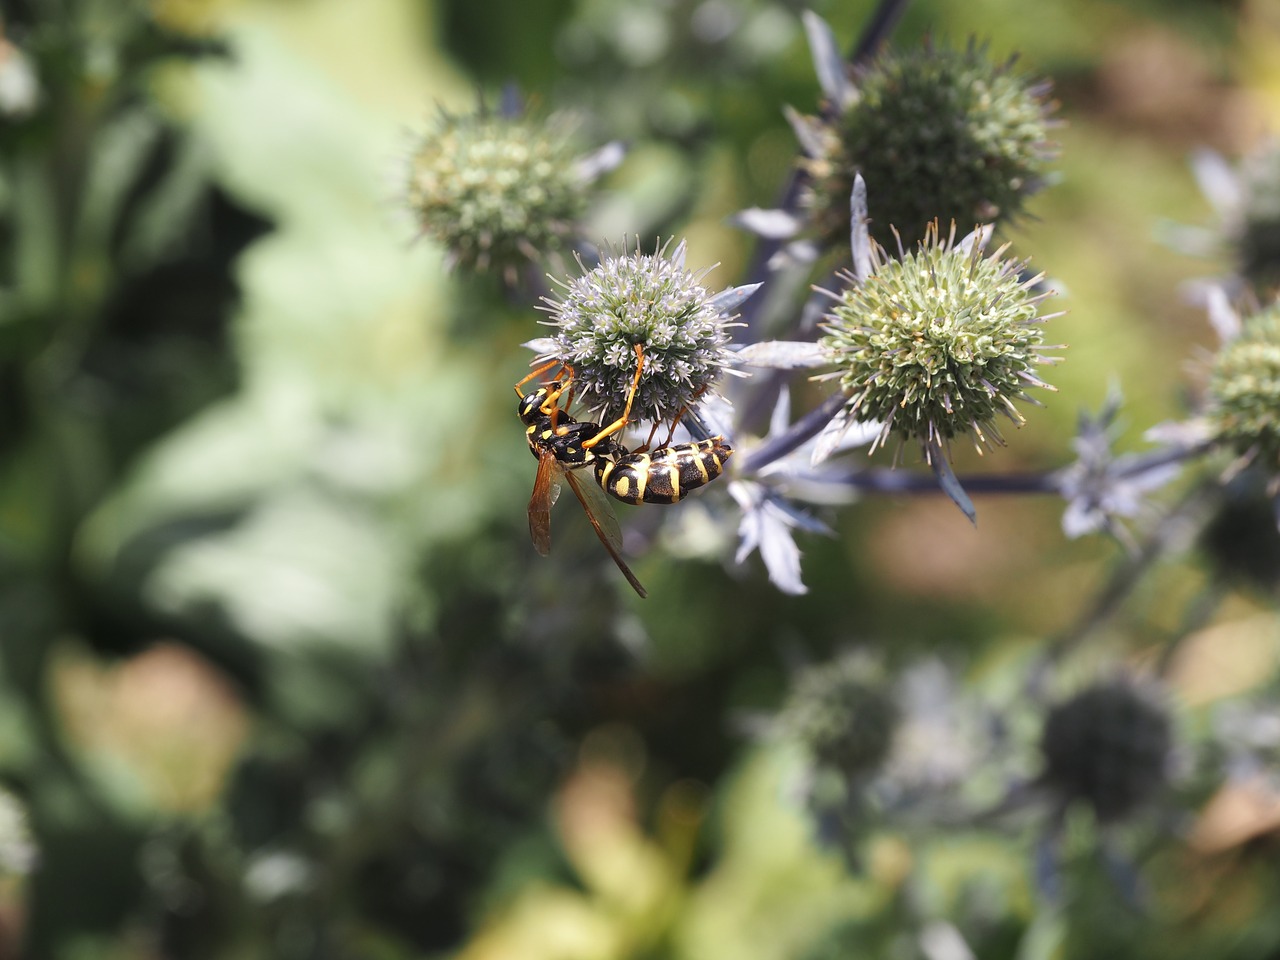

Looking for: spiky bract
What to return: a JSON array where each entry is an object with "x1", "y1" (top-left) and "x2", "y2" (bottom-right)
[
  {"x1": 818, "y1": 222, "x2": 1059, "y2": 458},
  {"x1": 801, "y1": 42, "x2": 1055, "y2": 251}
]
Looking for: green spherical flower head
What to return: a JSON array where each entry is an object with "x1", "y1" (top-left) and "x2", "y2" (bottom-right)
[
  {"x1": 1200, "y1": 478, "x2": 1280, "y2": 593},
  {"x1": 1040, "y1": 680, "x2": 1171, "y2": 822},
  {"x1": 406, "y1": 111, "x2": 588, "y2": 277},
  {"x1": 818, "y1": 222, "x2": 1061, "y2": 459},
  {"x1": 801, "y1": 42, "x2": 1056, "y2": 251},
  {"x1": 780, "y1": 656, "x2": 899, "y2": 779},
  {"x1": 1208, "y1": 303, "x2": 1280, "y2": 471},
  {"x1": 1239, "y1": 145, "x2": 1280, "y2": 294},
  {"x1": 540, "y1": 240, "x2": 744, "y2": 426}
]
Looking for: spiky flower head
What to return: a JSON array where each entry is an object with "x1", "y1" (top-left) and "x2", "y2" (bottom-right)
[
  {"x1": 405, "y1": 108, "x2": 593, "y2": 279},
  {"x1": 538, "y1": 239, "x2": 753, "y2": 425},
  {"x1": 1040, "y1": 680, "x2": 1171, "y2": 822},
  {"x1": 1207, "y1": 301, "x2": 1280, "y2": 473},
  {"x1": 799, "y1": 40, "x2": 1056, "y2": 251},
  {"x1": 1237, "y1": 143, "x2": 1280, "y2": 294},
  {"x1": 779, "y1": 655, "x2": 899, "y2": 780},
  {"x1": 1200, "y1": 475, "x2": 1280, "y2": 594},
  {"x1": 817, "y1": 221, "x2": 1061, "y2": 460}
]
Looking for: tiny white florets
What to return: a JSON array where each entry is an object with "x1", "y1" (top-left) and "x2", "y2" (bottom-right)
[{"x1": 538, "y1": 240, "x2": 750, "y2": 427}]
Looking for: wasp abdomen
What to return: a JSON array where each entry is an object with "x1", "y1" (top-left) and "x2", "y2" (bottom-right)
[{"x1": 597, "y1": 437, "x2": 733, "y2": 505}]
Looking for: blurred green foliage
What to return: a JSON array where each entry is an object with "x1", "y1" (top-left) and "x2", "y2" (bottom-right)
[{"x1": 0, "y1": 0, "x2": 1278, "y2": 958}]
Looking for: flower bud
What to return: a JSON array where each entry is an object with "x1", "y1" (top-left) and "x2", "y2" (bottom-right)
[
  {"x1": 780, "y1": 656, "x2": 899, "y2": 780},
  {"x1": 800, "y1": 41, "x2": 1056, "y2": 251},
  {"x1": 405, "y1": 110, "x2": 590, "y2": 278},
  {"x1": 1040, "y1": 680, "x2": 1171, "y2": 821}
]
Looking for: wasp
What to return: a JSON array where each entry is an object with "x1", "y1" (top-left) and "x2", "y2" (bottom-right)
[{"x1": 515, "y1": 345, "x2": 733, "y2": 598}]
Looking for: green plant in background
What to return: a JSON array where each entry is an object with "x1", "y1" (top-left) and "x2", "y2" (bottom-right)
[{"x1": 2, "y1": 0, "x2": 1280, "y2": 959}]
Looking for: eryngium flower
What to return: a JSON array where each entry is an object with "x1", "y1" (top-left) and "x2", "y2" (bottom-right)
[
  {"x1": 1199, "y1": 474, "x2": 1280, "y2": 593},
  {"x1": 1208, "y1": 302, "x2": 1280, "y2": 471},
  {"x1": 818, "y1": 221, "x2": 1061, "y2": 459},
  {"x1": 780, "y1": 655, "x2": 898, "y2": 779},
  {"x1": 539, "y1": 240, "x2": 751, "y2": 425},
  {"x1": 405, "y1": 110, "x2": 589, "y2": 277},
  {"x1": 800, "y1": 40, "x2": 1056, "y2": 251},
  {"x1": 1238, "y1": 143, "x2": 1280, "y2": 293},
  {"x1": 1040, "y1": 680, "x2": 1171, "y2": 822}
]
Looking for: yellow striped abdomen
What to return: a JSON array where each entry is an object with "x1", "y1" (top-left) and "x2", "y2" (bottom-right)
[{"x1": 596, "y1": 437, "x2": 733, "y2": 505}]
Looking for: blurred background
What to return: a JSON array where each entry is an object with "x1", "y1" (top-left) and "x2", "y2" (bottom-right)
[{"x1": 1, "y1": 0, "x2": 1280, "y2": 957}]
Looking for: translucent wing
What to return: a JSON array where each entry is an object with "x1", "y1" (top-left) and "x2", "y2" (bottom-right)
[
  {"x1": 562, "y1": 466, "x2": 649, "y2": 599},
  {"x1": 528, "y1": 449, "x2": 561, "y2": 557}
]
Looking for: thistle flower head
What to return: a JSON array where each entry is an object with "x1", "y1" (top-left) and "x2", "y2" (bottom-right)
[
  {"x1": 1040, "y1": 679, "x2": 1171, "y2": 822},
  {"x1": 1207, "y1": 301, "x2": 1280, "y2": 472},
  {"x1": 1237, "y1": 143, "x2": 1280, "y2": 294},
  {"x1": 1199, "y1": 474, "x2": 1280, "y2": 594},
  {"x1": 817, "y1": 221, "x2": 1061, "y2": 460},
  {"x1": 538, "y1": 239, "x2": 751, "y2": 426},
  {"x1": 405, "y1": 108, "x2": 594, "y2": 279},
  {"x1": 779, "y1": 654, "x2": 899, "y2": 780},
  {"x1": 799, "y1": 40, "x2": 1056, "y2": 251}
]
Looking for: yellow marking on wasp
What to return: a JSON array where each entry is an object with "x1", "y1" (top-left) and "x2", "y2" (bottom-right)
[
  {"x1": 693, "y1": 455, "x2": 710, "y2": 483},
  {"x1": 666, "y1": 465, "x2": 681, "y2": 499},
  {"x1": 614, "y1": 477, "x2": 631, "y2": 499},
  {"x1": 634, "y1": 465, "x2": 649, "y2": 501}
]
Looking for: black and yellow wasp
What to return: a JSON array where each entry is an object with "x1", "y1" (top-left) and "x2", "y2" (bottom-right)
[{"x1": 515, "y1": 345, "x2": 733, "y2": 598}]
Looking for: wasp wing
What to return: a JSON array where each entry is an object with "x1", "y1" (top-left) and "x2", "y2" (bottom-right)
[
  {"x1": 528, "y1": 449, "x2": 562, "y2": 557},
  {"x1": 562, "y1": 465, "x2": 648, "y2": 599}
]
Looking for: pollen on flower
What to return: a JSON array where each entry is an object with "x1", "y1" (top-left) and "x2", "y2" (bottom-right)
[
  {"x1": 405, "y1": 110, "x2": 589, "y2": 278},
  {"x1": 817, "y1": 221, "x2": 1062, "y2": 461},
  {"x1": 799, "y1": 40, "x2": 1056, "y2": 251},
  {"x1": 1208, "y1": 301, "x2": 1280, "y2": 471},
  {"x1": 538, "y1": 240, "x2": 746, "y2": 427}
]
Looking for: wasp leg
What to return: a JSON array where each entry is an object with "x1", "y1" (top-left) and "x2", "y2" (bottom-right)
[
  {"x1": 583, "y1": 344, "x2": 645, "y2": 450},
  {"x1": 514, "y1": 358, "x2": 565, "y2": 398},
  {"x1": 631, "y1": 421, "x2": 662, "y2": 455},
  {"x1": 550, "y1": 379, "x2": 579, "y2": 434},
  {"x1": 658, "y1": 383, "x2": 710, "y2": 447}
]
